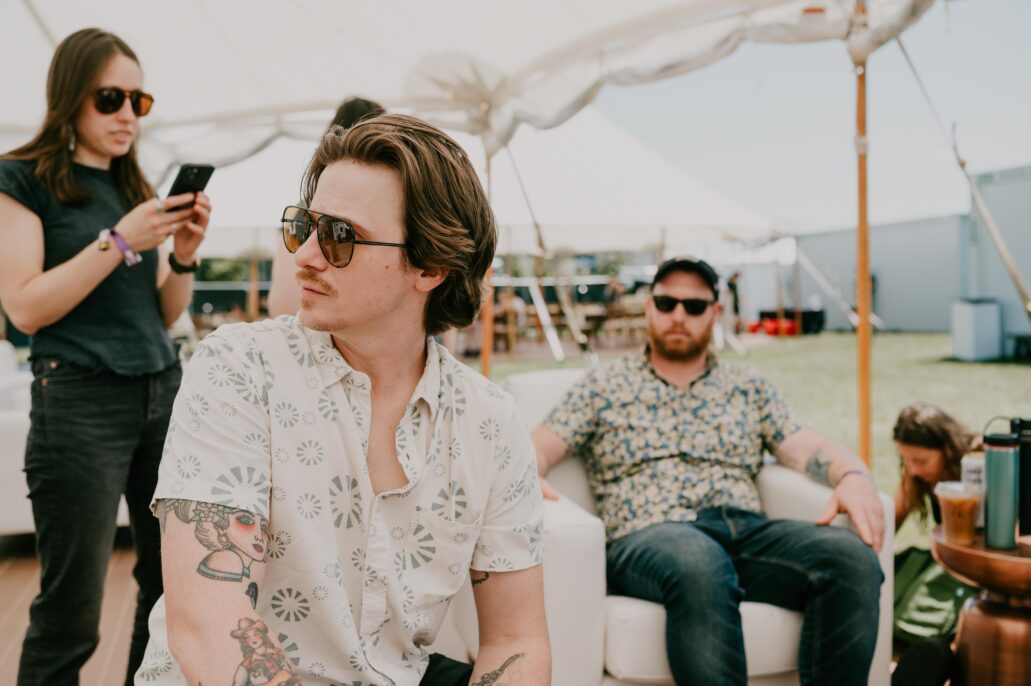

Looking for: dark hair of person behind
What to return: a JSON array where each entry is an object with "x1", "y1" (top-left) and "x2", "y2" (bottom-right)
[
  {"x1": 301, "y1": 114, "x2": 496, "y2": 336},
  {"x1": 329, "y1": 97, "x2": 385, "y2": 131},
  {"x1": 2, "y1": 28, "x2": 154, "y2": 208},
  {"x1": 893, "y1": 402, "x2": 982, "y2": 525}
]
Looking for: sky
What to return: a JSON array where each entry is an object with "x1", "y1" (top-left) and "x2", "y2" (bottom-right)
[{"x1": 593, "y1": 0, "x2": 1031, "y2": 233}]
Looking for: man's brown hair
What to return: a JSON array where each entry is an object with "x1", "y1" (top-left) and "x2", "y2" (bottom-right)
[{"x1": 301, "y1": 114, "x2": 496, "y2": 336}]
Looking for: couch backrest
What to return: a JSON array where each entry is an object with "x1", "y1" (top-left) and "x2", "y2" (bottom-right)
[{"x1": 502, "y1": 368, "x2": 598, "y2": 514}]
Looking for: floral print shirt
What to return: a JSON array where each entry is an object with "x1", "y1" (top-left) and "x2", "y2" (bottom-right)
[
  {"x1": 138, "y1": 316, "x2": 543, "y2": 685},
  {"x1": 544, "y1": 347, "x2": 801, "y2": 543}
]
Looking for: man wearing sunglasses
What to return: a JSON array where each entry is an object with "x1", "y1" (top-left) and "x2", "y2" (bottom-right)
[
  {"x1": 139, "y1": 115, "x2": 549, "y2": 686},
  {"x1": 532, "y1": 257, "x2": 884, "y2": 686}
]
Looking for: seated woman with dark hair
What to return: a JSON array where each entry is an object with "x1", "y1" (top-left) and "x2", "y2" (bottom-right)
[{"x1": 890, "y1": 403, "x2": 982, "y2": 686}]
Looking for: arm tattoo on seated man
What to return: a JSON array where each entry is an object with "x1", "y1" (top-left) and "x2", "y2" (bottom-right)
[
  {"x1": 805, "y1": 449, "x2": 833, "y2": 486},
  {"x1": 472, "y1": 653, "x2": 525, "y2": 686},
  {"x1": 471, "y1": 571, "x2": 491, "y2": 586},
  {"x1": 158, "y1": 499, "x2": 270, "y2": 606}
]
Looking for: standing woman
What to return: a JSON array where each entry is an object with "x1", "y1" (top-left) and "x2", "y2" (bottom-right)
[{"x1": 0, "y1": 29, "x2": 210, "y2": 685}]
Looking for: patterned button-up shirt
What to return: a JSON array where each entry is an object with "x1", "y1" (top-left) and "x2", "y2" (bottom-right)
[
  {"x1": 139, "y1": 316, "x2": 543, "y2": 686},
  {"x1": 544, "y1": 347, "x2": 801, "y2": 542}
]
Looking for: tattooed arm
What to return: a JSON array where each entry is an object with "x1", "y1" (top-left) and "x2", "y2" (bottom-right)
[
  {"x1": 158, "y1": 499, "x2": 299, "y2": 686},
  {"x1": 469, "y1": 564, "x2": 551, "y2": 685},
  {"x1": 774, "y1": 427, "x2": 885, "y2": 551}
]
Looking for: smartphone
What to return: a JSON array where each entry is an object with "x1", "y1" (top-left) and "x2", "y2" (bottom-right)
[{"x1": 166, "y1": 163, "x2": 214, "y2": 210}]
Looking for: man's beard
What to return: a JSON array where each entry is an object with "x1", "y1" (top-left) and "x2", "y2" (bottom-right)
[{"x1": 649, "y1": 324, "x2": 712, "y2": 362}]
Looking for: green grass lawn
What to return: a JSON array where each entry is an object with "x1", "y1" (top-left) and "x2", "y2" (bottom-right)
[{"x1": 487, "y1": 332, "x2": 1031, "y2": 549}]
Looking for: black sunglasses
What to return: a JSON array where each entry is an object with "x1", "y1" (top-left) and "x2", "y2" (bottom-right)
[
  {"x1": 92, "y1": 88, "x2": 154, "y2": 117},
  {"x1": 652, "y1": 295, "x2": 716, "y2": 316},
  {"x1": 281, "y1": 205, "x2": 405, "y2": 268}
]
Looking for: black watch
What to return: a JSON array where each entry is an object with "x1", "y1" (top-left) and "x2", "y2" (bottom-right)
[{"x1": 168, "y1": 252, "x2": 200, "y2": 274}]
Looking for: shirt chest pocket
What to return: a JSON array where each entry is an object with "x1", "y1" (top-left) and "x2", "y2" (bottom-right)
[{"x1": 400, "y1": 508, "x2": 482, "y2": 634}]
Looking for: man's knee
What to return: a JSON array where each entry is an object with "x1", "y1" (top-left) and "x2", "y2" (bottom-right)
[{"x1": 811, "y1": 527, "x2": 883, "y2": 594}]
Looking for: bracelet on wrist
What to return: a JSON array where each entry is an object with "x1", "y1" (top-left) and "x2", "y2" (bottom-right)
[
  {"x1": 838, "y1": 469, "x2": 872, "y2": 485},
  {"x1": 168, "y1": 252, "x2": 199, "y2": 274},
  {"x1": 109, "y1": 228, "x2": 142, "y2": 267}
]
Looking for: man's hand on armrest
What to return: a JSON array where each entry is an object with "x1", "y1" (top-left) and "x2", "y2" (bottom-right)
[
  {"x1": 773, "y1": 428, "x2": 885, "y2": 552},
  {"x1": 531, "y1": 426, "x2": 569, "y2": 501},
  {"x1": 470, "y1": 564, "x2": 551, "y2": 685},
  {"x1": 157, "y1": 498, "x2": 299, "y2": 686}
]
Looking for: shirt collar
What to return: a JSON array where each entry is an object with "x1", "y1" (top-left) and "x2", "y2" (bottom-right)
[
  {"x1": 304, "y1": 326, "x2": 442, "y2": 416},
  {"x1": 638, "y1": 343, "x2": 720, "y2": 386}
]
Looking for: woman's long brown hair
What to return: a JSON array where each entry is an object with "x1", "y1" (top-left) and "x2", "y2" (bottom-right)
[
  {"x1": 2, "y1": 28, "x2": 154, "y2": 208},
  {"x1": 893, "y1": 403, "x2": 981, "y2": 525}
]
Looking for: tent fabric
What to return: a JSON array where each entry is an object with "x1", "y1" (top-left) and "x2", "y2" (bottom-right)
[
  {"x1": 194, "y1": 107, "x2": 774, "y2": 258},
  {"x1": 2, "y1": 0, "x2": 933, "y2": 173}
]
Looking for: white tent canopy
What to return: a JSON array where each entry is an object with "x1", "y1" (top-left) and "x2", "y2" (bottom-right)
[
  {"x1": 2, "y1": 0, "x2": 932, "y2": 178},
  {"x1": 193, "y1": 106, "x2": 774, "y2": 259}
]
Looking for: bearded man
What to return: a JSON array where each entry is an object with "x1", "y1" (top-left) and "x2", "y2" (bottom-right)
[{"x1": 532, "y1": 257, "x2": 883, "y2": 686}]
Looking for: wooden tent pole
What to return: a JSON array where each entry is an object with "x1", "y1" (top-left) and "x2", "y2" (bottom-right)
[{"x1": 855, "y1": 41, "x2": 872, "y2": 467}]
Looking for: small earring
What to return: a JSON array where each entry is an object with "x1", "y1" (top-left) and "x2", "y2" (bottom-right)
[{"x1": 67, "y1": 126, "x2": 76, "y2": 153}]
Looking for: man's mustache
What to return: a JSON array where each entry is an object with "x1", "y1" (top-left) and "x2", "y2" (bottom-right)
[{"x1": 296, "y1": 269, "x2": 335, "y2": 296}]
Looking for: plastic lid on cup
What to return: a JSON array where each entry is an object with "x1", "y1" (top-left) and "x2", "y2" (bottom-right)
[
  {"x1": 984, "y1": 432, "x2": 1019, "y2": 448},
  {"x1": 933, "y1": 481, "x2": 979, "y2": 499}
]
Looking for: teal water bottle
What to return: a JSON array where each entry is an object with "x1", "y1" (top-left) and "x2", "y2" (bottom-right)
[{"x1": 984, "y1": 432, "x2": 1020, "y2": 550}]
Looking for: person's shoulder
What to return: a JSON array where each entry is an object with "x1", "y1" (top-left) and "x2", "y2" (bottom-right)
[
  {"x1": 716, "y1": 360, "x2": 776, "y2": 389},
  {"x1": 0, "y1": 158, "x2": 42, "y2": 196},
  {"x1": 192, "y1": 317, "x2": 296, "y2": 364},
  {"x1": 436, "y1": 344, "x2": 516, "y2": 414}
]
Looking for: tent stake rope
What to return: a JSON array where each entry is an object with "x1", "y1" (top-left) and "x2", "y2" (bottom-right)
[{"x1": 896, "y1": 37, "x2": 1031, "y2": 324}]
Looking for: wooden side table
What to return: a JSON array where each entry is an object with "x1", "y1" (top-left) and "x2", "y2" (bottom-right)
[{"x1": 931, "y1": 528, "x2": 1031, "y2": 686}]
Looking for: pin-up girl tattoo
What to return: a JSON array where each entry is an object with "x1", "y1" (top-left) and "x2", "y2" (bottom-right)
[{"x1": 161, "y1": 499, "x2": 270, "y2": 583}]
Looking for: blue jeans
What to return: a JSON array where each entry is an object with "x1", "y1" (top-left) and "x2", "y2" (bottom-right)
[
  {"x1": 606, "y1": 507, "x2": 883, "y2": 686},
  {"x1": 18, "y1": 358, "x2": 181, "y2": 686}
]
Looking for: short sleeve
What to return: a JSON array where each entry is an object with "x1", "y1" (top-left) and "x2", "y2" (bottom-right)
[
  {"x1": 0, "y1": 160, "x2": 49, "y2": 217},
  {"x1": 471, "y1": 406, "x2": 544, "y2": 572},
  {"x1": 152, "y1": 328, "x2": 273, "y2": 518},
  {"x1": 541, "y1": 369, "x2": 602, "y2": 455},
  {"x1": 755, "y1": 372, "x2": 802, "y2": 454}
]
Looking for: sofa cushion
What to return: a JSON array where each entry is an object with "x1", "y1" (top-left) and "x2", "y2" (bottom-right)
[{"x1": 604, "y1": 595, "x2": 802, "y2": 681}]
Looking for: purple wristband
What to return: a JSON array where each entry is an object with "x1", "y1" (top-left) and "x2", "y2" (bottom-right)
[{"x1": 109, "y1": 228, "x2": 142, "y2": 266}]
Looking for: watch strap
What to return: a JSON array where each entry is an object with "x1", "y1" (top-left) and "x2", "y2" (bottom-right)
[{"x1": 168, "y1": 252, "x2": 199, "y2": 274}]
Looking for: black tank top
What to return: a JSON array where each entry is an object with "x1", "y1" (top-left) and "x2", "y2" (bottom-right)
[{"x1": 0, "y1": 159, "x2": 177, "y2": 375}]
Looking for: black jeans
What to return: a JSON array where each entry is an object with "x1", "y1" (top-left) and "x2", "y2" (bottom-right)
[
  {"x1": 419, "y1": 653, "x2": 474, "y2": 685},
  {"x1": 606, "y1": 507, "x2": 883, "y2": 686},
  {"x1": 18, "y1": 358, "x2": 182, "y2": 686}
]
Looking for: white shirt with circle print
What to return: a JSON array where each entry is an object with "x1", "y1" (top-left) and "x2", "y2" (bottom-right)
[{"x1": 135, "y1": 316, "x2": 544, "y2": 686}]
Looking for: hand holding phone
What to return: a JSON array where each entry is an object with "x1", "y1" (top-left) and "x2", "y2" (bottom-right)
[{"x1": 166, "y1": 163, "x2": 214, "y2": 211}]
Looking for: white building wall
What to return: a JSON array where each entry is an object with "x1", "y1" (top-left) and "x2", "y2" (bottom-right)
[
  {"x1": 967, "y1": 165, "x2": 1031, "y2": 356},
  {"x1": 795, "y1": 214, "x2": 967, "y2": 332}
]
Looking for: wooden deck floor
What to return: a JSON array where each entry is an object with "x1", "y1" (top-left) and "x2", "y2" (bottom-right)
[{"x1": 0, "y1": 534, "x2": 137, "y2": 686}]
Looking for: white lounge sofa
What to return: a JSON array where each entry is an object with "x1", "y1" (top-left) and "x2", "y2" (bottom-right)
[
  {"x1": 0, "y1": 355, "x2": 130, "y2": 537},
  {"x1": 445, "y1": 368, "x2": 893, "y2": 686}
]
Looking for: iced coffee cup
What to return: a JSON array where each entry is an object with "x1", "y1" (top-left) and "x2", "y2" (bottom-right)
[{"x1": 934, "y1": 481, "x2": 980, "y2": 546}]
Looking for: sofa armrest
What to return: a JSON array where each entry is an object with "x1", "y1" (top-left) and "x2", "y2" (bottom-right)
[
  {"x1": 450, "y1": 495, "x2": 607, "y2": 686},
  {"x1": 757, "y1": 463, "x2": 895, "y2": 686}
]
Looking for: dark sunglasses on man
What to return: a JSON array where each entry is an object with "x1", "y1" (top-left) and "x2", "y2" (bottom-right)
[
  {"x1": 281, "y1": 205, "x2": 406, "y2": 268},
  {"x1": 651, "y1": 295, "x2": 716, "y2": 316},
  {"x1": 92, "y1": 87, "x2": 154, "y2": 117}
]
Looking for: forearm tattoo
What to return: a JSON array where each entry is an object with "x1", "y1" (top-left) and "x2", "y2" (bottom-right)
[
  {"x1": 805, "y1": 450, "x2": 833, "y2": 486},
  {"x1": 229, "y1": 617, "x2": 299, "y2": 686},
  {"x1": 471, "y1": 571, "x2": 491, "y2": 587},
  {"x1": 472, "y1": 653, "x2": 525, "y2": 685},
  {"x1": 158, "y1": 499, "x2": 270, "y2": 606}
]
